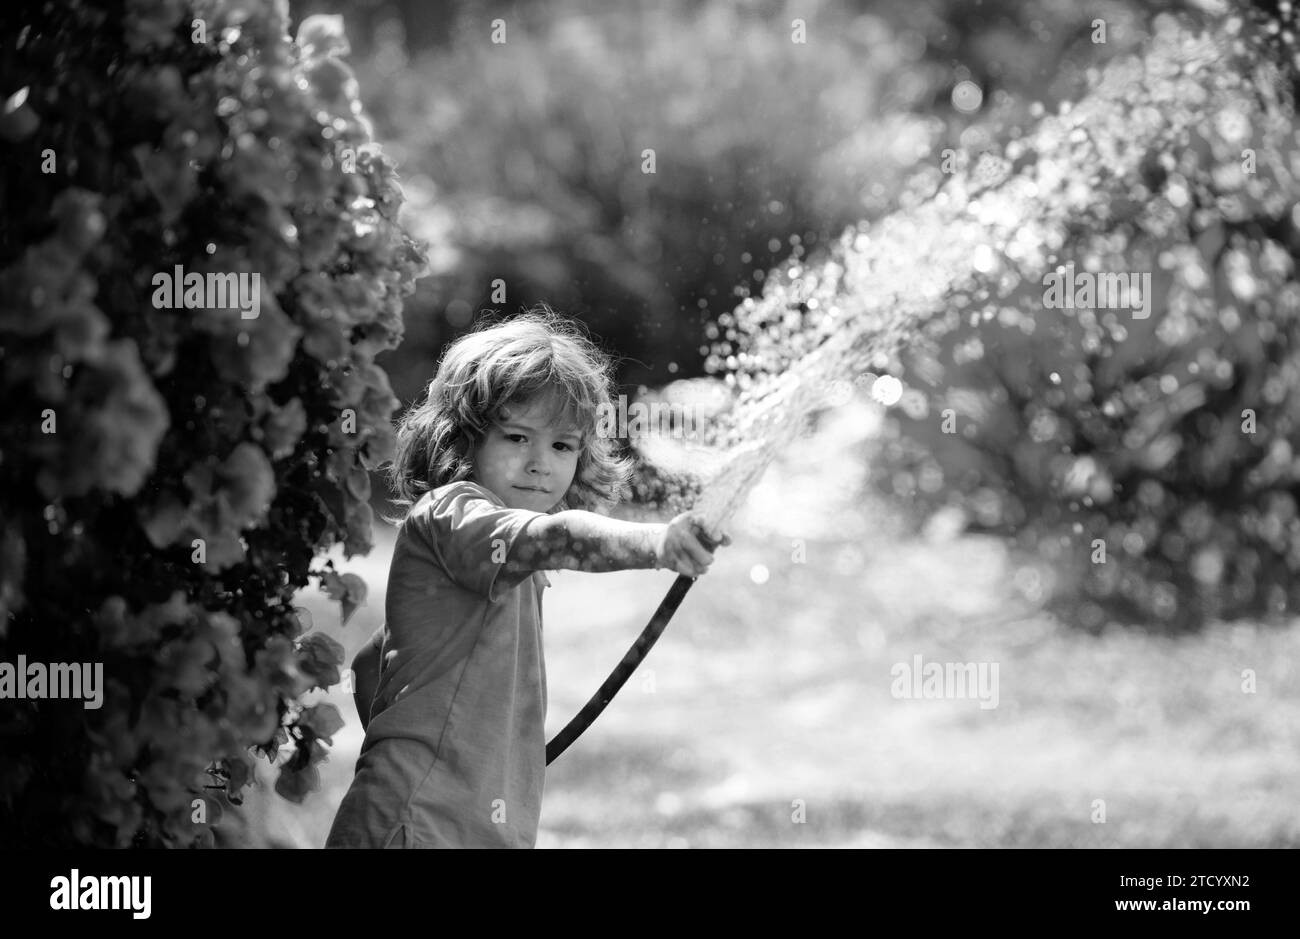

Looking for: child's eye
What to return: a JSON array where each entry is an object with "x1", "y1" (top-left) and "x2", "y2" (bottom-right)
[{"x1": 554, "y1": 442, "x2": 574, "y2": 452}]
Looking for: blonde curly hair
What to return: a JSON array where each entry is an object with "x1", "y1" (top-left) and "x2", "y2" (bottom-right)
[{"x1": 388, "y1": 304, "x2": 636, "y2": 515}]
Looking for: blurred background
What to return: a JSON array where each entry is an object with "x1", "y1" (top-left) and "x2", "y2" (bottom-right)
[
  {"x1": 286, "y1": 0, "x2": 1168, "y2": 400},
  {"x1": 218, "y1": 0, "x2": 1300, "y2": 847}
]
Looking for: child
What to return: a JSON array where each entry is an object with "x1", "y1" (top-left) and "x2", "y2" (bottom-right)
[{"x1": 325, "y1": 308, "x2": 729, "y2": 848}]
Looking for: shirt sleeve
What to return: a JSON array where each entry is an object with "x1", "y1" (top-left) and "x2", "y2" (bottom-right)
[{"x1": 407, "y1": 482, "x2": 547, "y2": 602}]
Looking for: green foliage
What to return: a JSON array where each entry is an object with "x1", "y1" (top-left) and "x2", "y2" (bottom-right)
[{"x1": 0, "y1": 0, "x2": 426, "y2": 846}]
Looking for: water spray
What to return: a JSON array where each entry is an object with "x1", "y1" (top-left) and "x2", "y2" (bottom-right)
[
  {"x1": 546, "y1": 13, "x2": 1297, "y2": 762},
  {"x1": 545, "y1": 334, "x2": 856, "y2": 764}
]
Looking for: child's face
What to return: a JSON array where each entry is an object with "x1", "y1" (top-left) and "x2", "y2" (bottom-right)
[{"x1": 472, "y1": 393, "x2": 583, "y2": 513}]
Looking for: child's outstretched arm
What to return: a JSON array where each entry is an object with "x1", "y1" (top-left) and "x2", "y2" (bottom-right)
[{"x1": 505, "y1": 511, "x2": 730, "y2": 578}]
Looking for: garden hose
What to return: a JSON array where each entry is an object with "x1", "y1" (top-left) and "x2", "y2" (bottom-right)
[{"x1": 545, "y1": 532, "x2": 719, "y2": 764}]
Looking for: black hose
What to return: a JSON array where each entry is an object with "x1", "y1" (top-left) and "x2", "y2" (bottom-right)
[{"x1": 545, "y1": 572, "x2": 698, "y2": 765}]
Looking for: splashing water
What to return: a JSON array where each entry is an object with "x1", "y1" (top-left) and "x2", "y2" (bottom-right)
[{"x1": 641, "y1": 13, "x2": 1299, "y2": 539}]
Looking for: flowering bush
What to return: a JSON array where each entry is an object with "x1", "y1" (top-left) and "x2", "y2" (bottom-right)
[{"x1": 0, "y1": 0, "x2": 426, "y2": 846}]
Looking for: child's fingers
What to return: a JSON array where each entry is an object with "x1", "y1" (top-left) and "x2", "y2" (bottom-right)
[
  {"x1": 690, "y1": 524, "x2": 730, "y2": 552},
  {"x1": 669, "y1": 551, "x2": 700, "y2": 577},
  {"x1": 705, "y1": 532, "x2": 729, "y2": 551},
  {"x1": 682, "y1": 536, "x2": 715, "y2": 569},
  {"x1": 665, "y1": 542, "x2": 708, "y2": 577}
]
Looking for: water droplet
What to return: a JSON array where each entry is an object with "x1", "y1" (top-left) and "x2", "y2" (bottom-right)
[
  {"x1": 952, "y1": 80, "x2": 984, "y2": 113},
  {"x1": 871, "y1": 376, "x2": 904, "y2": 406},
  {"x1": 972, "y1": 244, "x2": 997, "y2": 273}
]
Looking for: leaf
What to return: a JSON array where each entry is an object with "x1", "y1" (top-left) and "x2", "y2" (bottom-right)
[
  {"x1": 339, "y1": 573, "x2": 368, "y2": 623},
  {"x1": 298, "y1": 703, "x2": 345, "y2": 744},
  {"x1": 338, "y1": 572, "x2": 367, "y2": 599},
  {"x1": 345, "y1": 465, "x2": 371, "y2": 501},
  {"x1": 296, "y1": 631, "x2": 345, "y2": 690},
  {"x1": 308, "y1": 738, "x2": 330, "y2": 766},
  {"x1": 274, "y1": 761, "x2": 320, "y2": 804},
  {"x1": 343, "y1": 503, "x2": 374, "y2": 560},
  {"x1": 225, "y1": 755, "x2": 253, "y2": 802},
  {"x1": 312, "y1": 479, "x2": 349, "y2": 529},
  {"x1": 320, "y1": 569, "x2": 367, "y2": 624},
  {"x1": 320, "y1": 570, "x2": 346, "y2": 602}
]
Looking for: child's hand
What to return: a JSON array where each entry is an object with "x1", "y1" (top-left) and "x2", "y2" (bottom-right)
[{"x1": 656, "y1": 513, "x2": 732, "y2": 577}]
